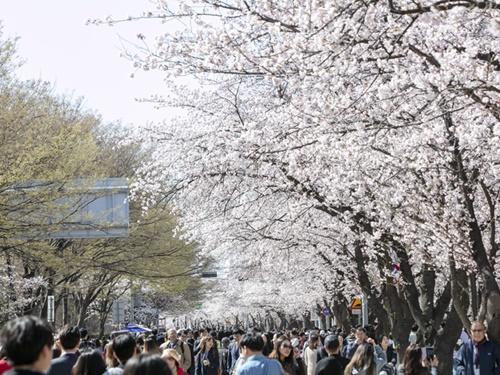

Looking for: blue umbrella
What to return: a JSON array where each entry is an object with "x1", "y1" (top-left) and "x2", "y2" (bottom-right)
[{"x1": 123, "y1": 324, "x2": 151, "y2": 333}]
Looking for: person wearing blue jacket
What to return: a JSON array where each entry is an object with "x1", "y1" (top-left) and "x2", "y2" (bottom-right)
[{"x1": 455, "y1": 321, "x2": 500, "y2": 375}]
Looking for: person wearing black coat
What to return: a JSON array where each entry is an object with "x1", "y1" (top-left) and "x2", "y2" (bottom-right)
[
  {"x1": 315, "y1": 335, "x2": 350, "y2": 375},
  {"x1": 1, "y1": 316, "x2": 54, "y2": 375},
  {"x1": 195, "y1": 337, "x2": 219, "y2": 375},
  {"x1": 48, "y1": 326, "x2": 81, "y2": 375}
]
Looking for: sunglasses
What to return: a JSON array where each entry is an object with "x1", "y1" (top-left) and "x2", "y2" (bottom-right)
[
  {"x1": 281, "y1": 344, "x2": 293, "y2": 349},
  {"x1": 471, "y1": 329, "x2": 484, "y2": 333}
]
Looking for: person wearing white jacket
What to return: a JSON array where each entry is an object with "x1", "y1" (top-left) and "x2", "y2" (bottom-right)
[{"x1": 304, "y1": 334, "x2": 320, "y2": 375}]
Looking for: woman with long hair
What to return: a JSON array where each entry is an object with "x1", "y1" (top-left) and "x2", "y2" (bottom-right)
[
  {"x1": 344, "y1": 340, "x2": 386, "y2": 375},
  {"x1": 195, "y1": 336, "x2": 219, "y2": 375},
  {"x1": 105, "y1": 341, "x2": 119, "y2": 369},
  {"x1": 143, "y1": 338, "x2": 162, "y2": 356},
  {"x1": 262, "y1": 332, "x2": 274, "y2": 357},
  {"x1": 71, "y1": 350, "x2": 107, "y2": 375},
  {"x1": 269, "y1": 335, "x2": 305, "y2": 375},
  {"x1": 397, "y1": 345, "x2": 438, "y2": 375},
  {"x1": 304, "y1": 333, "x2": 320, "y2": 375}
]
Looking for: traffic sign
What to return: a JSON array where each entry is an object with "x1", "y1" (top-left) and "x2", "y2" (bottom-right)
[
  {"x1": 322, "y1": 308, "x2": 329, "y2": 316},
  {"x1": 113, "y1": 300, "x2": 125, "y2": 323},
  {"x1": 350, "y1": 298, "x2": 362, "y2": 310}
]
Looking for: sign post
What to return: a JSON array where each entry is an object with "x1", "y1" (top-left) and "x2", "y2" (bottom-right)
[
  {"x1": 47, "y1": 295, "x2": 55, "y2": 323},
  {"x1": 350, "y1": 298, "x2": 362, "y2": 310},
  {"x1": 113, "y1": 300, "x2": 125, "y2": 324}
]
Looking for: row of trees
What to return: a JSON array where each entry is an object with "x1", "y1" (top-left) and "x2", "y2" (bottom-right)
[
  {"x1": 104, "y1": 0, "x2": 500, "y2": 373},
  {"x1": 0, "y1": 25, "x2": 208, "y2": 335}
]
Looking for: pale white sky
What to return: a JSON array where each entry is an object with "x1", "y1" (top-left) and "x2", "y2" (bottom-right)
[{"x1": 0, "y1": 0, "x2": 173, "y2": 127}]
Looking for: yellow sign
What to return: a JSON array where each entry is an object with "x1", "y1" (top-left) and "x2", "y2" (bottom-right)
[{"x1": 350, "y1": 298, "x2": 362, "y2": 310}]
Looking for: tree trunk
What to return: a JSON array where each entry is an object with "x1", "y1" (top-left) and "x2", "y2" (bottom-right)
[
  {"x1": 446, "y1": 120, "x2": 500, "y2": 343},
  {"x1": 332, "y1": 293, "x2": 352, "y2": 334},
  {"x1": 302, "y1": 312, "x2": 312, "y2": 329},
  {"x1": 62, "y1": 289, "x2": 69, "y2": 325},
  {"x1": 435, "y1": 305, "x2": 463, "y2": 375}
]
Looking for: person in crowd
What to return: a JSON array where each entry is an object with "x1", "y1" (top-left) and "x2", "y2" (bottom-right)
[
  {"x1": 142, "y1": 339, "x2": 161, "y2": 356},
  {"x1": 0, "y1": 347, "x2": 12, "y2": 375},
  {"x1": 104, "y1": 343, "x2": 119, "y2": 370},
  {"x1": 193, "y1": 330, "x2": 208, "y2": 357},
  {"x1": 315, "y1": 335, "x2": 349, "y2": 375},
  {"x1": 79, "y1": 330, "x2": 96, "y2": 353},
  {"x1": 299, "y1": 332, "x2": 307, "y2": 351},
  {"x1": 234, "y1": 333, "x2": 282, "y2": 375},
  {"x1": 178, "y1": 330, "x2": 194, "y2": 375},
  {"x1": 269, "y1": 335, "x2": 305, "y2": 375},
  {"x1": 378, "y1": 335, "x2": 397, "y2": 374},
  {"x1": 218, "y1": 338, "x2": 230, "y2": 375},
  {"x1": 453, "y1": 328, "x2": 470, "y2": 374},
  {"x1": 71, "y1": 350, "x2": 106, "y2": 375},
  {"x1": 261, "y1": 333, "x2": 274, "y2": 358},
  {"x1": 344, "y1": 340, "x2": 386, "y2": 375},
  {"x1": 337, "y1": 333, "x2": 346, "y2": 355},
  {"x1": 208, "y1": 332, "x2": 219, "y2": 350},
  {"x1": 162, "y1": 349, "x2": 187, "y2": 375},
  {"x1": 316, "y1": 337, "x2": 328, "y2": 364},
  {"x1": 227, "y1": 329, "x2": 244, "y2": 374},
  {"x1": 153, "y1": 329, "x2": 165, "y2": 347},
  {"x1": 396, "y1": 345, "x2": 438, "y2": 375},
  {"x1": 51, "y1": 347, "x2": 61, "y2": 361},
  {"x1": 187, "y1": 330, "x2": 194, "y2": 343},
  {"x1": 93, "y1": 340, "x2": 103, "y2": 355},
  {"x1": 291, "y1": 330, "x2": 300, "y2": 350},
  {"x1": 368, "y1": 325, "x2": 377, "y2": 341},
  {"x1": 346, "y1": 328, "x2": 369, "y2": 359},
  {"x1": 123, "y1": 354, "x2": 172, "y2": 375},
  {"x1": 455, "y1": 321, "x2": 500, "y2": 375},
  {"x1": 195, "y1": 336, "x2": 219, "y2": 375},
  {"x1": 345, "y1": 329, "x2": 356, "y2": 358},
  {"x1": 135, "y1": 338, "x2": 144, "y2": 354},
  {"x1": 0, "y1": 316, "x2": 54, "y2": 375},
  {"x1": 102, "y1": 335, "x2": 137, "y2": 375},
  {"x1": 162, "y1": 329, "x2": 191, "y2": 372},
  {"x1": 192, "y1": 331, "x2": 200, "y2": 348},
  {"x1": 408, "y1": 326, "x2": 418, "y2": 346},
  {"x1": 304, "y1": 333, "x2": 320, "y2": 375},
  {"x1": 47, "y1": 325, "x2": 81, "y2": 375}
]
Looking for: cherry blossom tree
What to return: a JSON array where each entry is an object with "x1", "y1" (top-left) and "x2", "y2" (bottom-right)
[
  {"x1": 0, "y1": 263, "x2": 47, "y2": 325},
  {"x1": 102, "y1": 1, "x2": 500, "y2": 371}
]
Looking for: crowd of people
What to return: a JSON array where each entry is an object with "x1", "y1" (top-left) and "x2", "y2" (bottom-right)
[{"x1": 0, "y1": 316, "x2": 499, "y2": 375}]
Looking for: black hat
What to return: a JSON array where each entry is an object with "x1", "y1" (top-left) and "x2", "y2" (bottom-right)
[{"x1": 232, "y1": 328, "x2": 244, "y2": 335}]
